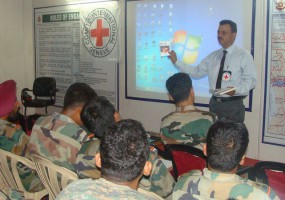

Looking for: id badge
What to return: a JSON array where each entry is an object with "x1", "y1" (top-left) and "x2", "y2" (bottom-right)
[{"x1": 222, "y1": 70, "x2": 231, "y2": 81}]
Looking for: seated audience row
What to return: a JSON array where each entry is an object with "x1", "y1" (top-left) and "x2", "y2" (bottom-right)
[
  {"x1": 17, "y1": 81, "x2": 173, "y2": 198},
  {"x1": 0, "y1": 76, "x2": 281, "y2": 200}
]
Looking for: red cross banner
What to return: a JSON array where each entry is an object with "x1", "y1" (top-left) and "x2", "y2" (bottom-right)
[{"x1": 81, "y1": 1, "x2": 119, "y2": 61}]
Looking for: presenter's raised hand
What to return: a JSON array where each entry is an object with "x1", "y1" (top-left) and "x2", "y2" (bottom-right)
[{"x1": 168, "y1": 50, "x2": 177, "y2": 64}]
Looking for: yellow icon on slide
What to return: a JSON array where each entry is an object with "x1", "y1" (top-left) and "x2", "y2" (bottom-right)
[{"x1": 172, "y1": 30, "x2": 202, "y2": 65}]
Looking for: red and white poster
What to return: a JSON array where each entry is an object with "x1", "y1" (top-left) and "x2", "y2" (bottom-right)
[{"x1": 34, "y1": 1, "x2": 119, "y2": 108}]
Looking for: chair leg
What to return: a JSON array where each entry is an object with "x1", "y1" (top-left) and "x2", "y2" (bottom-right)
[
  {"x1": 45, "y1": 107, "x2": 47, "y2": 115},
  {"x1": 24, "y1": 107, "x2": 27, "y2": 116}
]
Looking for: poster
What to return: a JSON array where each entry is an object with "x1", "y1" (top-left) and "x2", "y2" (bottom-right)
[
  {"x1": 263, "y1": 0, "x2": 285, "y2": 146},
  {"x1": 34, "y1": 1, "x2": 119, "y2": 108}
]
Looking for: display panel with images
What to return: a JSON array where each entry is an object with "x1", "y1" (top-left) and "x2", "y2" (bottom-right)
[{"x1": 126, "y1": 0, "x2": 255, "y2": 108}]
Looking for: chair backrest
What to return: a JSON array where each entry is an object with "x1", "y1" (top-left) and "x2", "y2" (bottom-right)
[
  {"x1": 33, "y1": 77, "x2": 56, "y2": 97},
  {"x1": 150, "y1": 140, "x2": 172, "y2": 160},
  {"x1": 32, "y1": 154, "x2": 78, "y2": 200},
  {"x1": 166, "y1": 144, "x2": 207, "y2": 181},
  {"x1": 21, "y1": 77, "x2": 57, "y2": 115},
  {"x1": 0, "y1": 149, "x2": 47, "y2": 199},
  {"x1": 254, "y1": 161, "x2": 285, "y2": 200}
]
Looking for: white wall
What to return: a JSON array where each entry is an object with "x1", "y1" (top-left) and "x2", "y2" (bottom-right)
[
  {"x1": 1, "y1": 0, "x2": 283, "y2": 162},
  {"x1": 0, "y1": 0, "x2": 34, "y2": 96}
]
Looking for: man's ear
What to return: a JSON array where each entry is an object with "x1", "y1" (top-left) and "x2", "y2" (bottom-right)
[
  {"x1": 189, "y1": 88, "x2": 195, "y2": 103},
  {"x1": 203, "y1": 144, "x2": 207, "y2": 156},
  {"x1": 190, "y1": 88, "x2": 194, "y2": 95},
  {"x1": 168, "y1": 94, "x2": 174, "y2": 101},
  {"x1": 143, "y1": 161, "x2": 152, "y2": 176},
  {"x1": 95, "y1": 153, "x2": 101, "y2": 168},
  {"x1": 239, "y1": 155, "x2": 246, "y2": 166},
  {"x1": 114, "y1": 111, "x2": 121, "y2": 123}
]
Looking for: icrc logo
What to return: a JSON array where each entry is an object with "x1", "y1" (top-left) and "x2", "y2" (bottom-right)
[{"x1": 83, "y1": 8, "x2": 117, "y2": 58}]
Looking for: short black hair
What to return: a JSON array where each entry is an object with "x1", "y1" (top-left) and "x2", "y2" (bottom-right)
[
  {"x1": 166, "y1": 73, "x2": 192, "y2": 104},
  {"x1": 219, "y1": 20, "x2": 237, "y2": 33},
  {"x1": 206, "y1": 120, "x2": 249, "y2": 172},
  {"x1": 63, "y1": 82, "x2": 97, "y2": 109},
  {"x1": 81, "y1": 96, "x2": 116, "y2": 139},
  {"x1": 100, "y1": 119, "x2": 149, "y2": 182}
]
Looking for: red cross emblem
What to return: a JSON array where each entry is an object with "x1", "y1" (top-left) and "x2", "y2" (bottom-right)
[
  {"x1": 90, "y1": 19, "x2": 110, "y2": 47},
  {"x1": 222, "y1": 71, "x2": 231, "y2": 81}
]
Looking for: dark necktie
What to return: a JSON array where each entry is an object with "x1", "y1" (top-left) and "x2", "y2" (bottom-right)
[{"x1": 216, "y1": 50, "x2": 227, "y2": 89}]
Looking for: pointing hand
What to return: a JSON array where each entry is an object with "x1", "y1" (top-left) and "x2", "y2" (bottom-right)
[{"x1": 168, "y1": 50, "x2": 177, "y2": 64}]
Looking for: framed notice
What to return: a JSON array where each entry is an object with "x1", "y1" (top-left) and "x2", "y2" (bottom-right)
[
  {"x1": 263, "y1": 0, "x2": 285, "y2": 146},
  {"x1": 34, "y1": 1, "x2": 119, "y2": 109}
]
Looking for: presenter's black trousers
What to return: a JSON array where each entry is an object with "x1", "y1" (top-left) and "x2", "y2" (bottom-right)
[{"x1": 209, "y1": 97, "x2": 245, "y2": 123}]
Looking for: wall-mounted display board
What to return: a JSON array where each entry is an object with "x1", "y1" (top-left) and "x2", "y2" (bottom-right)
[
  {"x1": 34, "y1": 1, "x2": 119, "y2": 108},
  {"x1": 126, "y1": 0, "x2": 256, "y2": 110},
  {"x1": 263, "y1": 0, "x2": 285, "y2": 146}
]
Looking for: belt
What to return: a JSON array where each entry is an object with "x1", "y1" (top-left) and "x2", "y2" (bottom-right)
[{"x1": 212, "y1": 95, "x2": 246, "y2": 102}]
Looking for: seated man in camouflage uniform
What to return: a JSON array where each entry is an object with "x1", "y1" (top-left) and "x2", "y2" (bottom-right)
[
  {"x1": 0, "y1": 80, "x2": 29, "y2": 155},
  {"x1": 0, "y1": 80, "x2": 30, "y2": 199},
  {"x1": 160, "y1": 73, "x2": 216, "y2": 150},
  {"x1": 173, "y1": 120, "x2": 280, "y2": 200},
  {"x1": 75, "y1": 96, "x2": 175, "y2": 199},
  {"x1": 25, "y1": 82, "x2": 97, "y2": 170},
  {"x1": 57, "y1": 119, "x2": 163, "y2": 200},
  {"x1": 74, "y1": 96, "x2": 119, "y2": 179}
]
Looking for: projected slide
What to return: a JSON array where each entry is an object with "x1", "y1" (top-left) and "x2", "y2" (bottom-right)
[{"x1": 126, "y1": 0, "x2": 253, "y2": 105}]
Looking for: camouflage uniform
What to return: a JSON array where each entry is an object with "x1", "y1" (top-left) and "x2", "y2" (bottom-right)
[
  {"x1": 0, "y1": 188, "x2": 24, "y2": 200},
  {"x1": 25, "y1": 112, "x2": 89, "y2": 171},
  {"x1": 75, "y1": 140, "x2": 175, "y2": 198},
  {"x1": 21, "y1": 112, "x2": 91, "y2": 193},
  {"x1": 160, "y1": 105, "x2": 216, "y2": 150},
  {"x1": 75, "y1": 139, "x2": 101, "y2": 179},
  {"x1": 173, "y1": 168, "x2": 280, "y2": 200},
  {"x1": 56, "y1": 178, "x2": 163, "y2": 200},
  {"x1": 0, "y1": 120, "x2": 43, "y2": 193},
  {"x1": 0, "y1": 119, "x2": 29, "y2": 155}
]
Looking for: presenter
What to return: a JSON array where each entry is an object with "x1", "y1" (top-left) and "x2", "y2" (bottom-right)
[{"x1": 169, "y1": 20, "x2": 257, "y2": 122}]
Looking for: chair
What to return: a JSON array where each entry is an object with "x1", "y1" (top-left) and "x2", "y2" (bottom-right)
[
  {"x1": 21, "y1": 77, "x2": 57, "y2": 116},
  {"x1": 0, "y1": 149, "x2": 47, "y2": 199},
  {"x1": 236, "y1": 157, "x2": 259, "y2": 180},
  {"x1": 150, "y1": 140, "x2": 172, "y2": 160},
  {"x1": 253, "y1": 161, "x2": 285, "y2": 200},
  {"x1": 236, "y1": 165, "x2": 255, "y2": 180},
  {"x1": 166, "y1": 144, "x2": 207, "y2": 181},
  {"x1": 32, "y1": 154, "x2": 78, "y2": 200}
]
